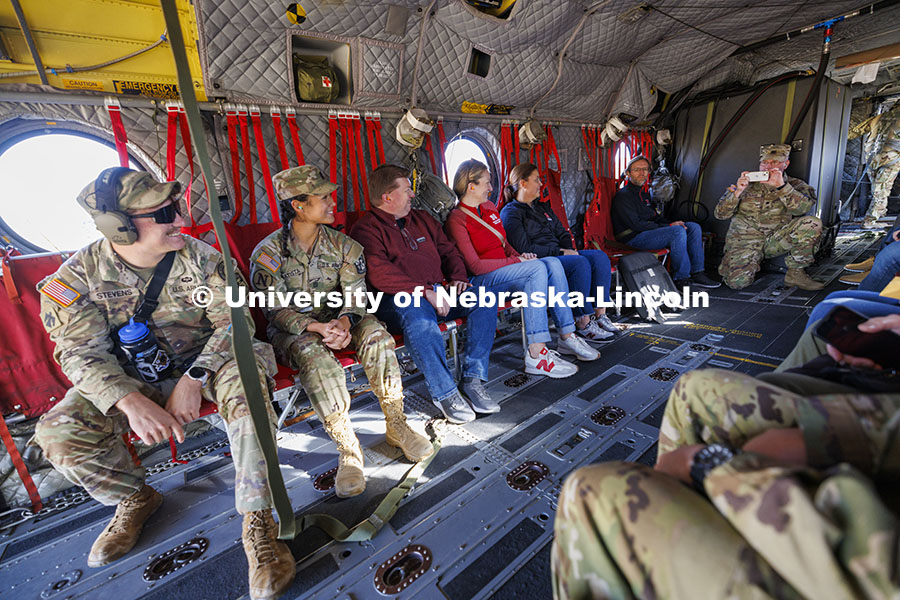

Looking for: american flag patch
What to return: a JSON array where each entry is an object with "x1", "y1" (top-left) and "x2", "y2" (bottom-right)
[
  {"x1": 40, "y1": 278, "x2": 81, "y2": 307},
  {"x1": 256, "y1": 251, "x2": 281, "y2": 274}
]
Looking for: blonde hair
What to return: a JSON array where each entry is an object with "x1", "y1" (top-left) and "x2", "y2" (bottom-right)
[
  {"x1": 502, "y1": 163, "x2": 539, "y2": 204},
  {"x1": 452, "y1": 159, "x2": 489, "y2": 199}
]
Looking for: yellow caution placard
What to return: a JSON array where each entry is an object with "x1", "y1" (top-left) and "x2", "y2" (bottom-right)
[
  {"x1": 61, "y1": 79, "x2": 104, "y2": 92},
  {"x1": 286, "y1": 3, "x2": 307, "y2": 25},
  {"x1": 113, "y1": 80, "x2": 179, "y2": 99}
]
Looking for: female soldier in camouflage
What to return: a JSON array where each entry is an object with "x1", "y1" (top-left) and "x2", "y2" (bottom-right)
[{"x1": 250, "y1": 165, "x2": 433, "y2": 498}]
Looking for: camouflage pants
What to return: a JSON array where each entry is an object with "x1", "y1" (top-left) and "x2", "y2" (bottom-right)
[
  {"x1": 864, "y1": 148, "x2": 900, "y2": 222},
  {"x1": 551, "y1": 461, "x2": 799, "y2": 600},
  {"x1": 33, "y1": 358, "x2": 277, "y2": 513},
  {"x1": 719, "y1": 216, "x2": 822, "y2": 289},
  {"x1": 276, "y1": 315, "x2": 403, "y2": 420}
]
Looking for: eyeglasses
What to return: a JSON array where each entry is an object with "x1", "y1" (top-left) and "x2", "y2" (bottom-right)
[
  {"x1": 397, "y1": 218, "x2": 418, "y2": 250},
  {"x1": 130, "y1": 201, "x2": 182, "y2": 224}
]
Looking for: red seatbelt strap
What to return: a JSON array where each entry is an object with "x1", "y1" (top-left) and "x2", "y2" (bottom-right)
[
  {"x1": 270, "y1": 107, "x2": 289, "y2": 172},
  {"x1": 328, "y1": 110, "x2": 339, "y2": 204},
  {"x1": 166, "y1": 106, "x2": 178, "y2": 182},
  {"x1": 372, "y1": 112, "x2": 386, "y2": 165},
  {"x1": 512, "y1": 122, "x2": 520, "y2": 162},
  {"x1": 225, "y1": 105, "x2": 244, "y2": 224},
  {"x1": 365, "y1": 112, "x2": 379, "y2": 171},
  {"x1": 424, "y1": 133, "x2": 438, "y2": 175},
  {"x1": 249, "y1": 106, "x2": 280, "y2": 224},
  {"x1": 351, "y1": 112, "x2": 370, "y2": 210},
  {"x1": 105, "y1": 98, "x2": 129, "y2": 168},
  {"x1": 0, "y1": 415, "x2": 42, "y2": 513},
  {"x1": 236, "y1": 107, "x2": 257, "y2": 224},
  {"x1": 499, "y1": 122, "x2": 511, "y2": 188},
  {"x1": 547, "y1": 125, "x2": 562, "y2": 174},
  {"x1": 436, "y1": 117, "x2": 448, "y2": 183},
  {"x1": 172, "y1": 103, "x2": 202, "y2": 227},
  {"x1": 338, "y1": 113, "x2": 353, "y2": 211},
  {"x1": 286, "y1": 107, "x2": 306, "y2": 166}
]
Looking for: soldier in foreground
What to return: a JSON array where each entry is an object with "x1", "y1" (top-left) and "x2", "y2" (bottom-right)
[
  {"x1": 716, "y1": 144, "x2": 824, "y2": 291},
  {"x1": 551, "y1": 313, "x2": 900, "y2": 600},
  {"x1": 32, "y1": 169, "x2": 294, "y2": 600},
  {"x1": 250, "y1": 166, "x2": 433, "y2": 499}
]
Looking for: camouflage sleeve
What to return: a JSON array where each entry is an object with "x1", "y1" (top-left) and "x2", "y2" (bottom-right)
[
  {"x1": 705, "y1": 453, "x2": 899, "y2": 599},
  {"x1": 794, "y1": 393, "x2": 900, "y2": 477},
  {"x1": 38, "y1": 279, "x2": 141, "y2": 415},
  {"x1": 337, "y1": 239, "x2": 368, "y2": 320},
  {"x1": 190, "y1": 253, "x2": 259, "y2": 374},
  {"x1": 714, "y1": 189, "x2": 740, "y2": 219},
  {"x1": 776, "y1": 179, "x2": 816, "y2": 216},
  {"x1": 249, "y1": 245, "x2": 313, "y2": 336}
]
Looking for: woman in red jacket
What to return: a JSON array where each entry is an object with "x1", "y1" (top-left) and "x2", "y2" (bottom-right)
[{"x1": 445, "y1": 160, "x2": 599, "y2": 378}]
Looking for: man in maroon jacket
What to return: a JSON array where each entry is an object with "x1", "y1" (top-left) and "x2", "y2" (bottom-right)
[{"x1": 351, "y1": 165, "x2": 499, "y2": 423}]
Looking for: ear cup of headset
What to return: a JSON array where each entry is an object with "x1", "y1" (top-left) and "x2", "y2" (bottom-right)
[
  {"x1": 87, "y1": 167, "x2": 139, "y2": 245},
  {"x1": 92, "y1": 211, "x2": 138, "y2": 245}
]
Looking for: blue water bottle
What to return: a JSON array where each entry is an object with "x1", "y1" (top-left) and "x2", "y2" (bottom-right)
[{"x1": 117, "y1": 318, "x2": 172, "y2": 383}]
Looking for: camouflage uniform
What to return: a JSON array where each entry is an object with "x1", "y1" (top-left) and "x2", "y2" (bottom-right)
[
  {"x1": 552, "y1": 368, "x2": 900, "y2": 600},
  {"x1": 250, "y1": 224, "x2": 403, "y2": 420},
  {"x1": 32, "y1": 234, "x2": 278, "y2": 514},
  {"x1": 863, "y1": 104, "x2": 900, "y2": 225},
  {"x1": 716, "y1": 145, "x2": 821, "y2": 289}
]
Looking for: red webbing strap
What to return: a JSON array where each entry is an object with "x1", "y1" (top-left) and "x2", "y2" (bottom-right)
[
  {"x1": 424, "y1": 133, "x2": 438, "y2": 175},
  {"x1": 0, "y1": 415, "x2": 42, "y2": 512},
  {"x1": 286, "y1": 108, "x2": 306, "y2": 166},
  {"x1": 250, "y1": 107, "x2": 280, "y2": 224},
  {"x1": 547, "y1": 125, "x2": 562, "y2": 175},
  {"x1": 437, "y1": 119, "x2": 448, "y2": 183},
  {"x1": 226, "y1": 108, "x2": 244, "y2": 224},
  {"x1": 328, "y1": 112, "x2": 339, "y2": 203},
  {"x1": 122, "y1": 433, "x2": 142, "y2": 467},
  {"x1": 513, "y1": 123, "x2": 520, "y2": 162},
  {"x1": 166, "y1": 107, "x2": 179, "y2": 181},
  {"x1": 499, "y1": 122, "x2": 512, "y2": 188},
  {"x1": 351, "y1": 114, "x2": 370, "y2": 210},
  {"x1": 175, "y1": 107, "x2": 202, "y2": 227},
  {"x1": 345, "y1": 114, "x2": 362, "y2": 213},
  {"x1": 270, "y1": 108, "x2": 290, "y2": 172},
  {"x1": 169, "y1": 437, "x2": 188, "y2": 464},
  {"x1": 2, "y1": 248, "x2": 21, "y2": 304},
  {"x1": 372, "y1": 114, "x2": 386, "y2": 165},
  {"x1": 237, "y1": 109, "x2": 258, "y2": 224},
  {"x1": 581, "y1": 126, "x2": 598, "y2": 184},
  {"x1": 365, "y1": 114, "x2": 379, "y2": 171},
  {"x1": 338, "y1": 115, "x2": 354, "y2": 212},
  {"x1": 106, "y1": 99, "x2": 130, "y2": 168}
]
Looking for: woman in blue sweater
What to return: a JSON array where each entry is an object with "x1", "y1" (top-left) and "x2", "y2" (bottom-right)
[{"x1": 500, "y1": 163, "x2": 618, "y2": 341}]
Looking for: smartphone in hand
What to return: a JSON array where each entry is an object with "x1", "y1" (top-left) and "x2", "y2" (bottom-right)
[
  {"x1": 814, "y1": 306, "x2": 900, "y2": 369},
  {"x1": 746, "y1": 171, "x2": 770, "y2": 182}
]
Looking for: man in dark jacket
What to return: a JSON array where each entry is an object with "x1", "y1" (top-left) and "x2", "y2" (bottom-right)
[
  {"x1": 611, "y1": 156, "x2": 719, "y2": 288},
  {"x1": 350, "y1": 164, "x2": 499, "y2": 424}
]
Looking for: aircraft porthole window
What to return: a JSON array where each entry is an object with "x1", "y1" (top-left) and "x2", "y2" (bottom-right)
[
  {"x1": 445, "y1": 136, "x2": 499, "y2": 199},
  {"x1": 0, "y1": 133, "x2": 140, "y2": 253},
  {"x1": 613, "y1": 140, "x2": 633, "y2": 184}
]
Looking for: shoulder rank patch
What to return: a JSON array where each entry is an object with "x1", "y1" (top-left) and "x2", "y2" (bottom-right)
[
  {"x1": 255, "y1": 251, "x2": 281, "y2": 274},
  {"x1": 40, "y1": 278, "x2": 81, "y2": 307},
  {"x1": 354, "y1": 255, "x2": 366, "y2": 275}
]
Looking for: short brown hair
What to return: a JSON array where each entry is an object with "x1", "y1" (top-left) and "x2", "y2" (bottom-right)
[
  {"x1": 369, "y1": 164, "x2": 410, "y2": 206},
  {"x1": 452, "y1": 159, "x2": 489, "y2": 198}
]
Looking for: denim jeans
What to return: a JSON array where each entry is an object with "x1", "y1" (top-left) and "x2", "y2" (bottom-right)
[
  {"x1": 556, "y1": 250, "x2": 612, "y2": 317},
  {"x1": 377, "y1": 294, "x2": 497, "y2": 402},
  {"x1": 627, "y1": 222, "x2": 705, "y2": 280},
  {"x1": 470, "y1": 257, "x2": 576, "y2": 345},
  {"x1": 859, "y1": 241, "x2": 900, "y2": 292},
  {"x1": 806, "y1": 290, "x2": 900, "y2": 328}
]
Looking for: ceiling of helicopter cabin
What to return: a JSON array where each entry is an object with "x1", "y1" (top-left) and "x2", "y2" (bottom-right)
[{"x1": 196, "y1": 0, "x2": 900, "y2": 121}]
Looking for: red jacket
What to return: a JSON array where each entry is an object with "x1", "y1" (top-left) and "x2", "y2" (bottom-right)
[
  {"x1": 445, "y1": 201, "x2": 520, "y2": 276},
  {"x1": 350, "y1": 207, "x2": 468, "y2": 294}
]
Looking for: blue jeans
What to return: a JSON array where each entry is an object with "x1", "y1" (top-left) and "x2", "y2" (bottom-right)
[
  {"x1": 470, "y1": 257, "x2": 575, "y2": 345},
  {"x1": 806, "y1": 290, "x2": 900, "y2": 328},
  {"x1": 377, "y1": 294, "x2": 497, "y2": 403},
  {"x1": 557, "y1": 250, "x2": 612, "y2": 317},
  {"x1": 859, "y1": 242, "x2": 900, "y2": 292},
  {"x1": 627, "y1": 222, "x2": 705, "y2": 280}
]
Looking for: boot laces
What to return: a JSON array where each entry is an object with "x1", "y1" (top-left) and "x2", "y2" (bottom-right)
[
  {"x1": 246, "y1": 512, "x2": 277, "y2": 565},
  {"x1": 107, "y1": 490, "x2": 148, "y2": 534}
]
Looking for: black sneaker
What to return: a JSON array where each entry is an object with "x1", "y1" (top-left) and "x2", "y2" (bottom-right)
[
  {"x1": 690, "y1": 272, "x2": 721, "y2": 288},
  {"x1": 673, "y1": 278, "x2": 692, "y2": 289},
  {"x1": 459, "y1": 377, "x2": 500, "y2": 414}
]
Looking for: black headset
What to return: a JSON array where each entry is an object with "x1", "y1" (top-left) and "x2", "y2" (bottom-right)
[{"x1": 80, "y1": 167, "x2": 139, "y2": 245}]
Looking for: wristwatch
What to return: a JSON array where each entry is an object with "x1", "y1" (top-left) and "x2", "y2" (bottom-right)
[
  {"x1": 186, "y1": 365, "x2": 210, "y2": 386},
  {"x1": 689, "y1": 443, "x2": 737, "y2": 493}
]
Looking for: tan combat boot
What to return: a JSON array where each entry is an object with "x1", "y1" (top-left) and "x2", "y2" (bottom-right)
[
  {"x1": 839, "y1": 270, "x2": 868, "y2": 285},
  {"x1": 380, "y1": 396, "x2": 434, "y2": 462},
  {"x1": 322, "y1": 413, "x2": 366, "y2": 497},
  {"x1": 87, "y1": 484, "x2": 162, "y2": 567},
  {"x1": 242, "y1": 511, "x2": 295, "y2": 600},
  {"x1": 784, "y1": 268, "x2": 825, "y2": 291}
]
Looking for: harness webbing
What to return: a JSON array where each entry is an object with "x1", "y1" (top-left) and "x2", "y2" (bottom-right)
[
  {"x1": 286, "y1": 108, "x2": 306, "y2": 166},
  {"x1": 225, "y1": 107, "x2": 244, "y2": 224},
  {"x1": 249, "y1": 106, "x2": 280, "y2": 224},
  {"x1": 270, "y1": 107, "x2": 290, "y2": 171},
  {"x1": 0, "y1": 410, "x2": 41, "y2": 513},
  {"x1": 105, "y1": 98, "x2": 130, "y2": 168},
  {"x1": 237, "y1": 108, "x2": 257, "y2": 224}
]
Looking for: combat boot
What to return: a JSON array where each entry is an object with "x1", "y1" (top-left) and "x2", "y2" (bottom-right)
[
  {"x1": 242, "y1": 511, "x2": 295, "y2": 600},
  {"x1": 322, "y1": 413, "x2": 366, "y2": 497},
  {"x1": 87, "y1": 484, "x2": 162, "y2": 567},
  {"x1": 784, "y1": 268, "x2": 825, "y2": 291},
  {"x1": 380, "y1": 396, "x2": 434, "y2": 462}
]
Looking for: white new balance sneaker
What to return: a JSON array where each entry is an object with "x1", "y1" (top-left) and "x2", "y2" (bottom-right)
[
  {"x1": 595, "y1": 313, "x2": 621, "y2": 334},
  {"x1": 557, "y1": 334, "x2": 600, "y2": 361},
  {"x1": 577, "y1": 318, "x2": 614, "y2": 342},
  {"x1": 524, "y1": 347, "x2": 578, "y2": 378}
]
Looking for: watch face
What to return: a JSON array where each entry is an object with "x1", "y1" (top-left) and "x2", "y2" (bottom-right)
[{"x1": 188, "y1": 367, "x2": 207, "y2": 380}]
